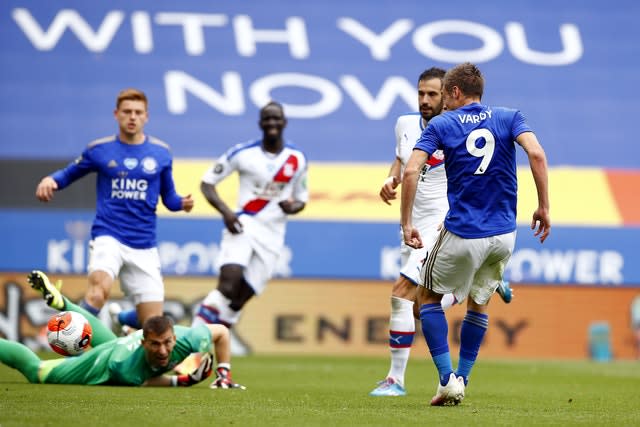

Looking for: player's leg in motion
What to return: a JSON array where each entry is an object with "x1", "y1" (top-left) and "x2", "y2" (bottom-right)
[
  {"x1": 417, "y1": 285, "x2": 464, "y2": 406},
  {"x1": 0, "y1": 339, "x2": 42, "y2": 383},
  {"x1": 370, "y1": 276, "x2": 414, "y2": 396},
  {"x1": 28, "y1": 271, "x2": 118, "y2": 346},
  {"x1": 193, "y1": 264, "x2": 254, "y2": 328},
  {"x1": 174, "y1": 265, "x2": 253, "y2": 373},
  {"x1": 108, "y1": 303, "x2": 157, "y2": 333},
  {"x1": 455, "y1": 301, "x2": 489, "y2": 386},
  {"x1": 79, "y1": 270, "x2": 114, "y2": 317},
  {"x1": 496, "y1": 280, "x2": 513, "y2": 303},
  {"x1": 110, "y1": 304, "x2": 139, "y2": 334},
  {"x1": 107, "y1": 244, "x2": 166, "y2": 334},
  {"x1": 370, "y1": 244, "x2": 457, "y2": 397}
]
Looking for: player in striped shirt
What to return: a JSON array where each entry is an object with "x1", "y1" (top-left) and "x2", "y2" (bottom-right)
[{"x1": 193, "y1": 101, "x2": 308, "y2": 344}]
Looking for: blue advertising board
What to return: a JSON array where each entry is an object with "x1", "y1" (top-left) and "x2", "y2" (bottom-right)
[
  {"x1": 1, "y1": 1, "x2": 639, "y2": 167},
  {"x1": 1, "y1": 211, "x2": 638, "y2": 286}
]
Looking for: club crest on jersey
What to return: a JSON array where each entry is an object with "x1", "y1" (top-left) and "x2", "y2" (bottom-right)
[
  {"x1": 282, "y1": 163, "x2": 295, "y2": 177},
  {"x1": 141, "y1": 157, "x2": 157, "y2": 174},
  {"x1": 107, "y1": 160, "x2": 117, "y2": 168},
  {"x1": 273, "y1": 155, "x2": 299, "y2": 182},
  {"x1": 124, "y1": 158, "x2": 138, "y2": 170}
]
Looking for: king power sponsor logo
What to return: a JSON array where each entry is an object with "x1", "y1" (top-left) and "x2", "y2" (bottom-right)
[{"x1": 11, "y1": 8, "x2": 583, "y2": 120}]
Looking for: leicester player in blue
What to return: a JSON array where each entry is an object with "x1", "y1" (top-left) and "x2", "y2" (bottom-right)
[
  {"x1": 35, "y1": 89, "x2": 194, "y2": 330},
  {"x1": 400, "y1": 63, "x2": 550, "y2": 406}
]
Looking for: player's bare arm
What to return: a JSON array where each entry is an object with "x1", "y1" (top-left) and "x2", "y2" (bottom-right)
[
  {"x1": 142, "y1": 375, "x2": 173, "y2": 387},
  {"x1": 144, "y1": 353, "x2": 214, "y2": 387},
  {"x1": 207, "y1": 323, "x2": 231, "y2": 366},
  {"x1": 200, "y1": 181, "x2": 243, "y2": 234},
  {"x1": 35, "y1": 176, "x2": 58, "y2": 202},
  {"x1": 400, "y1": 149, "x2": 428, "y2": 249},
  {"x1": 516, "y1": 131, "x2": 551, "y2": 243},
  {"x1": 379, "y1": 158, "x2": 402, "y2": 205}
]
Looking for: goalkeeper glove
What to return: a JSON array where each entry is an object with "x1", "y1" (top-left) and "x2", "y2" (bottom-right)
[
  {"x1": 210, "y1": 366, "x2": 246, "y2": 390},
  {"x1": 172, "y1": 353, "x2": 213, "y2": 387}
]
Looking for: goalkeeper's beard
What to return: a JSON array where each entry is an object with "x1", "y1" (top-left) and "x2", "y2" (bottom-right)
[{"x1": 147, "y1": 350, "x2": 172, "y2": 368}]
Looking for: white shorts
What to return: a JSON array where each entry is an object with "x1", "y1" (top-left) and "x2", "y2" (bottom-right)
[
  {"x1": 399, "y1": 221, "x2": 442, "y2": 285},
  {"x1": 88, "y1": 235, "x2": 164, "y2": 304},
  {"x1": 399, "y1": 201, "x2": 448, "y2": 285},
  {"x1": 420, "y1": 228, "x2": 516, "y2": 305},
  {"x1": 217, "y1": 228, "x2": 278, "y2": 295}
]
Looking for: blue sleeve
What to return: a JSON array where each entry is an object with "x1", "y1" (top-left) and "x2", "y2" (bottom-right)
[
  {"x1": 511, "y1": 110, "x2": 533, "y2": 139},
  {"x1": 414, "y1": 121, "x2": 440, "y2": 155},
  {"x1": 50, "y1": 149, "x2": 96, "y2": 190},
  {"x1": 159, "y1": 160, "x2": 183, "y2": 211}
]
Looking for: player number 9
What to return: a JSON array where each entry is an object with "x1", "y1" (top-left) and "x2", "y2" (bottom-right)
[{"x1": 465, "y1": 128, "x2": 495, "y2": 175}]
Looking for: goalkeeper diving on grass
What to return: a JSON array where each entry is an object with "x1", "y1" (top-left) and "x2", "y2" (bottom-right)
[{"x1": 0, "y1": 271, "x2": 245, "y2": 389}]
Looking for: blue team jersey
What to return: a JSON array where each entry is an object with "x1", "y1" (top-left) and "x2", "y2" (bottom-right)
[
  {"x1": 51, "y1": 135, "x2": 183, "y2": 248},
  {"x1": 415, "y1": 103, "x2": 532, "y2": 238}
]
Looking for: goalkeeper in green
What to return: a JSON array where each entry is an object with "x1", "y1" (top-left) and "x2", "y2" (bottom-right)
[{"x1": 0, "y1": 271, "x2": 245, "y2": 388}]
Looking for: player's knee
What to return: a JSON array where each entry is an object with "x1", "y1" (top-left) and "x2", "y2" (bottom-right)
[
  {"x1": 85, "y1": 289, "x2": 106, "y2": 307},
  {"x1": 218, "y1": 264, "x2": 245, "y2": 289},
  {"x1": 218, "y1": 281, "x2": 254, "y2": 312},
  {"x1": 467, "y1": 299, "x2": 487, "y2": 313},
  {"x1": 88, "y1": 271, "x2": 113, "y2": 299},
  {"x1": 217, "y1": 265, "x2": 256, "y2": 311},
  {"x1": 391, "y1": 276, "x2": 417, "y2": 299},
  {"x1": 219, "y1": 264, "x2": 244, "y2": 283}
]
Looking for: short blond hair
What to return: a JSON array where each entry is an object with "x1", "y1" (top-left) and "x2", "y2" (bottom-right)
[{"x1": 116, "y1": 88, "x2": 148, "y2": 110}]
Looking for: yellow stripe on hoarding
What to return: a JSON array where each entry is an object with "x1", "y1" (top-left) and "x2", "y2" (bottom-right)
[
  {"x1": 517, "y1": 167, "x2": 621, "y2": 226},
  {"x1": 161, "y1": 161, "x2": 621, "y2": 226}
]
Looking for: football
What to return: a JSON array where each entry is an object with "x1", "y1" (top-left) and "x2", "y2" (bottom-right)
[{"x1": 47, "y1": 311, "x2": 93, "y2": 356}]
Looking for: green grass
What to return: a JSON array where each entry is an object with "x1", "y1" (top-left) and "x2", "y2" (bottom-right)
[{"x1": 1, "y1": 355, "x2": 639, "y2": 426}]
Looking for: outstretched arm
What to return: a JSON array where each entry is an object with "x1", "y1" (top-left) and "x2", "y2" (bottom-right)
[
  {"x1": 516, "y1": 131, "x2": 550, "y2": 243},
  {"x1": 144, "y1": 352, "x2": 214, "y2": 387}
]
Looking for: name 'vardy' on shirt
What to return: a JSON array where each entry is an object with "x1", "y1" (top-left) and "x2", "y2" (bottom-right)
[{"x1": 457, "y1": 109, "x2": 492, "y2": 124}]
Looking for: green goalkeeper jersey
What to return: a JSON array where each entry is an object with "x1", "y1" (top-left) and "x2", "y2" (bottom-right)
[{"x1": 40, "y1": 325, "x2": 212, "y2": 385}]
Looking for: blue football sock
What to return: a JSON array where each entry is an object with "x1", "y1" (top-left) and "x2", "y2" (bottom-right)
[
  {"x1": 79, "y1": 299, "x2": 100, "y2": 316},
  {"x1": 118, "y1": 309, "x2": 140, "y2": 328},
  {"x1": 420, "y1": 303, "x2": 453, "y2": 385},
  {"x1": 456, "y1": 310, "x2": 489, "y2": 385}
]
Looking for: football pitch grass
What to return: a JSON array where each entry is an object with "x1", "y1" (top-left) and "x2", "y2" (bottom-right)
[{"x1": 1, "y1": 355, "x2": 639, "y2": 426}]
